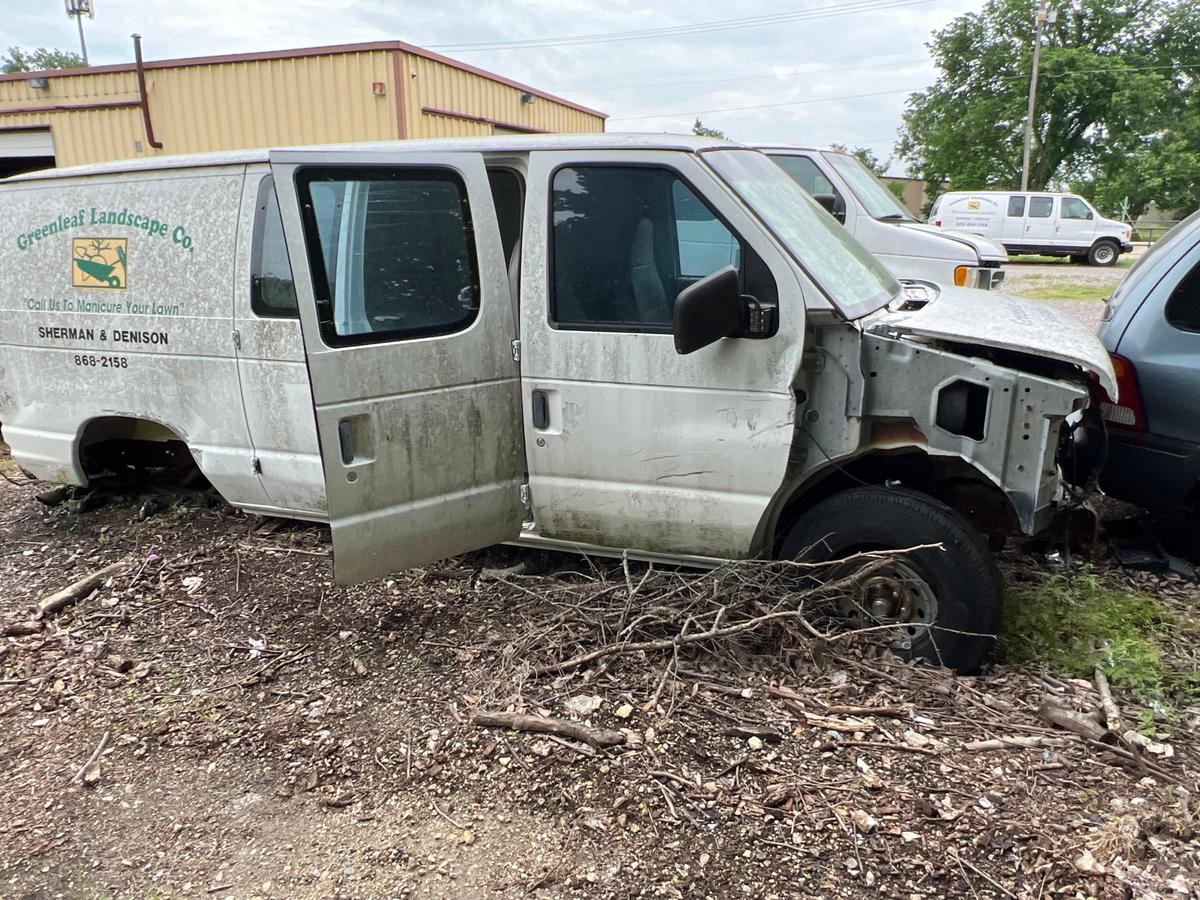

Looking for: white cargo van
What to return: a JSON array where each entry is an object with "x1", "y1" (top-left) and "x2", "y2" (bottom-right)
[
  {"x1": 0, "y1": 135, "x2": 1117, "y2": 672},
  {"x1": 929, "y1": 191, "x2": 1133, "y2": 266},
  {"x1": 758, "y1": 146, "x2": 1009, "y2": 290}
]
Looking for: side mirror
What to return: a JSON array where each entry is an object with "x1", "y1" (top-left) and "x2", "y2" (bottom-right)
[
  {"x1": 812, "y1": 193, "x2": 846, "y2": 224},
  {"x1": 673, "y1": 266, "x2": 742, "y2": 355}
]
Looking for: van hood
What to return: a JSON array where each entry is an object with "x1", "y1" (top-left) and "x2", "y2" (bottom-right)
[
  {"x1": 894, "y1": 221, "x2": 1009, "y2": 263},
  {"x1": 865, "y1": 285, "x2": 1116, "y2": 398}
]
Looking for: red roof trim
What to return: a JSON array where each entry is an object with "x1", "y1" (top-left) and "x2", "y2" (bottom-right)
[
  {"x1": 0, "y1": 100, "x2": 141, "y2": 117},
  {"x1": 0, "y1": 41, "x2": 607, "y2": 120},
  {"x1": 420, "y1": 106, "x2": 550, "y2": 134}
]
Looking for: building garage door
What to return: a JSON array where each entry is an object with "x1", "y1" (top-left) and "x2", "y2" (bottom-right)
[{"x1": 0, "y1": 128, "x2": 55, "y2": 179}]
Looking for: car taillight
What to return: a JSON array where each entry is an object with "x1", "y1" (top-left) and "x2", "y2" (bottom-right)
[
  {"x1": 934, "y1": 219, "x2": 942, "y2": 227},
  {"x1": 1097, "y1": 353, "x2": 1145, "y2": 431}
]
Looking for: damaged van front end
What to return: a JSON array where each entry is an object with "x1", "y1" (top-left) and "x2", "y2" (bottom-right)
[{"x1": 796, "y1": 281, "x2": 1114, "y2": 540}]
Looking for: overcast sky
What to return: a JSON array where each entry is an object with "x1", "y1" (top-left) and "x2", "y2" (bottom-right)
[{"x1": 5, "y1": 0, "x2": 980, "y2": 173}]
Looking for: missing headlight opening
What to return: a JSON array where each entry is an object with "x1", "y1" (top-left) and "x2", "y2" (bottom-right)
[{"x1": 936, "y1": 379, "x2": 989, "y2": 441}]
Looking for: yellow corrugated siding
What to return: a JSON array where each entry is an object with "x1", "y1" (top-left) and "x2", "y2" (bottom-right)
[
  {"x1": 400, "y1": 52, "x2": 604, "y2": 138},
  {"x1": 0, "y1": 46, "x2": 603, "y2": 167}
]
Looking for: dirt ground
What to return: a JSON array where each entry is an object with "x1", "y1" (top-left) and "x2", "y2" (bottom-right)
[{"x1": 2, "y1": 461, "x2": 1199, "y2": 899}]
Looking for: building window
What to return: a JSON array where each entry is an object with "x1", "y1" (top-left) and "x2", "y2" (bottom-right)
[
  {"x1": 1029, "y1": 196, "x2": 1054, "y2": 218},
  {"x1": 1007, "y1": 195, "x2": 1026, "y2": 218},
  {"x1": 251, "y1": 176, "x2": 299, "y2": 319},
  {"x1": 551, "y1": 165, "x2": 744, "y2": 331},
  {"x1": 297, "y1": 167, "x2": 479, "y2": 346}
]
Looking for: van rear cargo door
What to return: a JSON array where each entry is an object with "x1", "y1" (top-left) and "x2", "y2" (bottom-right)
[{"x1": 269, "y1": 150, "x2": 524, "y2": 584}]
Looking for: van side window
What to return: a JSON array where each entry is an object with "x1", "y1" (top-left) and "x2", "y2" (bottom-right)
[
  {"x1": 551, "y1": 165, "x2": 749, "y2": 330},
  {"x1": 1165, "y1": 260, "x2": 1200, "y2": 333},
  {"x1": 297, "y1": 167, "x2": 478, "y2": 346},
  {"x1": 250, "y1": 177, "x2": 299, "y2": 318},
  {"x1": 1029, "y1": 196, "x2": 1054, "y2": 218},
  {"x1": 1061, "y1": 197, "x2": 1093, "y2": 220},
  {"x1": 1007, "y1": 196, "x2": 1026, "y2": 217},
  {"x1": 769, "y1": 155, "x2": 839, "y2": 201}
]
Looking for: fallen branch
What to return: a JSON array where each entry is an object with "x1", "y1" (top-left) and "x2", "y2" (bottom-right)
[
  {"x1": 963, "y1": 735, "x2": 1070, "y2": 752},
  {"x1": 1037, "y1": 700, "x2": 1111, "y2": 744},
  {"x1": 469, "y1": 710, "x2": 627, "y2": 749},
  {"x1": 1093, "y1": 665, "x2": 1123, "y2": 734},
  {"x1": 70, "y1": 730, "x2": 110, "y2": 785},
  {"x1": 35, "y1": 562, "x2": 126, "y2": 620},
  {"x1": 2, "y1": 620, "x2": 44, "y2": 637}
]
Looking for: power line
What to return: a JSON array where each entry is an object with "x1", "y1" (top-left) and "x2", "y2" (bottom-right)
[
  {"x1": 606, "y1": 86, "x2": 922, "y2": 121},
  {"x1": 543, "y1": 54, "x2": 930, "y2": 94},
  {"x1": 428, "y1": 0, "x2": 941, "y2": 52}
]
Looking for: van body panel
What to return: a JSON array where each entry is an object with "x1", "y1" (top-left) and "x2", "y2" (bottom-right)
[
  {"x1": 518, "y1": 149, "x2": 806, "y2": 559},
  {"x1": 869, "y1": 284, "x2": 1117, "y2": 398},
  {"x1": 232, "y1": 167, "x2": 327, "y2": 518},
  {"x1": 0, "y1": 164, "x2": 268, "y2": 503},
  {"x1": 269, "y1": 148, "x2": 525, "y2": 584}
]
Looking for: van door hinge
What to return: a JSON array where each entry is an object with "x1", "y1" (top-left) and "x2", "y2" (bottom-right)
[
  {"x1": 519, "y1": 482, "x2": 530, "y2": 506},
  {"x1": 232, "y1": 329, "x2": 242, "y2": 351},
  {"x1": 251, "y1": 457, "x2": 262, "y2": 475},
  {"x1": 511, "y1": 339, "x2": 521, "y2": 362}
]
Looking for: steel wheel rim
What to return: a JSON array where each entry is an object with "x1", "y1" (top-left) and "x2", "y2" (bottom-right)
[
  {"x1": 835, "y1": 559, "x2": 939, "y2": 649},
  {"x1": 1094, "y1": 245, "x2": 1115, "y2": 264}
]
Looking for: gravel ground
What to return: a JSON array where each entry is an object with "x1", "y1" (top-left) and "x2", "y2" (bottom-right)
[
  {"x1": 1002, "y1": 251, "x2": 1147, "y2": 332},
  {"x1": 2, "y1": 466, "x2": 1199, "y2": 899}
]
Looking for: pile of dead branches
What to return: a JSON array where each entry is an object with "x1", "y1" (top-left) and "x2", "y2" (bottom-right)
[{"x1": 466, "y1": 548, "x2": 936, "y2": 699}]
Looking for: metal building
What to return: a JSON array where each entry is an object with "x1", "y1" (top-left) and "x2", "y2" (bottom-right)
[{"x1": 0, "y1": 40, "x2": 607, "y2": 177}]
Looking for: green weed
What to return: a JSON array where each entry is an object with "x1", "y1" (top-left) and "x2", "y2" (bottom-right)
[{"x1": 1001, "y1": 568, "x2": 1200, "y2": 714}]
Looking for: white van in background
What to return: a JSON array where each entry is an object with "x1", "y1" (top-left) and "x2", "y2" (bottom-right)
[
  {"x1": 758, "y1": 146, "x2": 1009, "y2": 290},
  {"x1": 929, "y1": 191, "x2": 1133, "y2": 266}
]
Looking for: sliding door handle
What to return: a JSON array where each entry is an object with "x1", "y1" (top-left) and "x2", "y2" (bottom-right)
[
  {"x1": 531, "y1": 390, "x2": 549, "y2": 430},
  {"x1": 337, "y1": 420, "x2": 354, "y2": 465}
]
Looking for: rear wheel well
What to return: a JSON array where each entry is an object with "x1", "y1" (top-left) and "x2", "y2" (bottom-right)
[
  {"x1": 77, "y1": 416, "x2": 200, "y2": 483},
  {"x1": 770, "y1": 450, "x2": 1017, "y2": 555}
]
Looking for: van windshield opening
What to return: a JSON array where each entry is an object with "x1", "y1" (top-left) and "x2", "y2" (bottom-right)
[
  {"x1": 822, "y1": 151, "x2": 916, "y2": 221},
  {"x1": 704, "y1": 149, "x2": 898, "y2": 320}
]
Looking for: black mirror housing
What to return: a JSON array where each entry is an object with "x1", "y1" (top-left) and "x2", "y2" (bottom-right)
[
  {"x1": 812, "y1": 193, "x2": 846, "y2": 224},
  {"x1": 673, "y1": 266, "x2": 742, "y2": 355}
]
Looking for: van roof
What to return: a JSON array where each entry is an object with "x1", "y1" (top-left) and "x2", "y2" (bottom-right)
[
  {"x1": 753, "y1": 144, "x2": 836, "y2": 154},
  {"x1": 4, "y1": 133, "x2": 738, "y2": 184}
]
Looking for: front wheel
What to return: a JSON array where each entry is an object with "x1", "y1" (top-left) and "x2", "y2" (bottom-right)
[
  {"x1": 1088, "y1": 241, "x2": 1119, "y2": 267},
  {"x1": 781, "y1": 486, "x2": 1002, "y2": 673}
]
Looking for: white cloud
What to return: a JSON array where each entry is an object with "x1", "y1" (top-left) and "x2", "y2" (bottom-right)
[{"x1": 2, "y1": 0, "x2": 979, "y2": 170}]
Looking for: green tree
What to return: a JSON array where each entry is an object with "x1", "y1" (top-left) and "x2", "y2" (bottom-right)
[
  {"x1": 692, "y1": 118, "x2": 729, "y2": 140},
  {"x1": 829, "y1": 143, "x2": 890, "y2": 177},
  {"x1": 2, "y1": 47, "x2": 85, "y2": 73},
  {"x1": 897, "y1": 0, "x2": 1197, "y2": 217}
]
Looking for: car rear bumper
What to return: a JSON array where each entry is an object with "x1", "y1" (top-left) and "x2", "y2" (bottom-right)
[{"x1": 1100, "y1": 428, "x2": 1200, "y2": 513}]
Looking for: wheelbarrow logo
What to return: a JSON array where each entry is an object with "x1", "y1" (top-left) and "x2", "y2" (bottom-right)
[{"x1": 72, "y1": 237, "x2": 128, "y2": 290}]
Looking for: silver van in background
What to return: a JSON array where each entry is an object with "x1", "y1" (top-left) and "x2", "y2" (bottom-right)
[{"x1": 759, "y1": 145, "x2": 1009, "y2": 290}]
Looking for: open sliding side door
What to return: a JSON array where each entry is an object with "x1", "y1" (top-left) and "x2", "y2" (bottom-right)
[{"x1": 270, "y1": 148, "x2": 524, "y2": 584}]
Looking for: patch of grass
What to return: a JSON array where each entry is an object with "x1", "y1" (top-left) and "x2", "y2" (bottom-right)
[
  {"x1": 1011, "y1": 283, "x2": 1112, "y2": 302},
  {"x1": 1001, "y1": 568, "x2": 1200, "y2": 712}
]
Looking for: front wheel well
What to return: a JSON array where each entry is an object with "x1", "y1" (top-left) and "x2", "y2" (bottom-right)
[{"x1": 769, "y1": 450, "x2": 1018, "y2": 555}]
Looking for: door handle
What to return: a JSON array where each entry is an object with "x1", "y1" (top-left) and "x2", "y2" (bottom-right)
[
  {"x1": 338, "y1": 419, "x2": 354, "y2": 465},
  {"x1": 531, "y1": 390, "x2": 549, "y2": 430}
]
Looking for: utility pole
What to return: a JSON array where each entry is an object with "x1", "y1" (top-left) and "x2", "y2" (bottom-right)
[
  {"x1": 65, "y1": 0, "x2": 94, "y2": 66},
  {"x1": 1020, "y1": 1, "x2": 1057, "y2": 190}
]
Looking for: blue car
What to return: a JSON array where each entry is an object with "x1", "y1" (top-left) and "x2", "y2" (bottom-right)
[{"x1": 1082, "y1": 209, "x2": 1200, "y2": 558}]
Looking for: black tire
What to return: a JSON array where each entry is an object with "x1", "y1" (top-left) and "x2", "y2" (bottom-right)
[
  {"x1": 780, "y1": 486, "x2": 1002, "y2": 673},
  {"x1": 1087, "y1": 240, "x2": 1119, "y2": 267}
]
